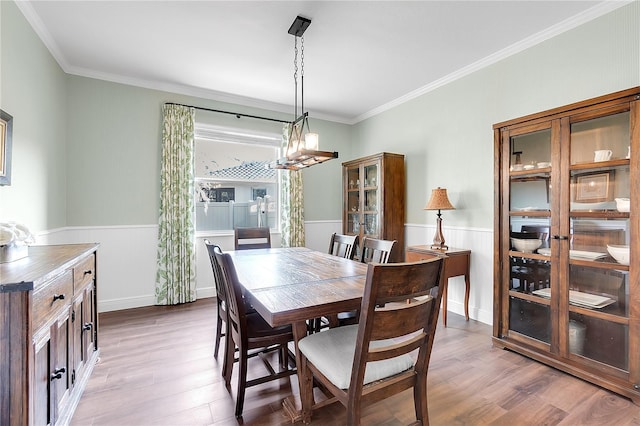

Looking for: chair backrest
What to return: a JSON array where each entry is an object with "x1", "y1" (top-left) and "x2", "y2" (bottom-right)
[
  {"x1": 360, "y1": 237, "x2": 396, "y2": 264},
  {"x1": 234, "y1": 227, "x2": 271, "y2": 250},
  {"x1": 328, "y1": 233, "x2": 359, "y2": 260},
  {"x1": 349, "y1": 258, "x2": 445, "y2": 402},
  {"x1": 213, "y1": 247, "x2": 250, "y2": 342},
  {"x1": 204, "y1": 239, "x2": 227, "y2": 305}
]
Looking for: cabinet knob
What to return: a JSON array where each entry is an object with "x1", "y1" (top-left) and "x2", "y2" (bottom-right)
[
  {"x1": 52, "y1": 294, "x2": 65, "y2": 302},
  {"x1": 551, "y1": 235, "x2": 569, "y2": 240},
  {"x1": 50, "y1": 367, "x2": 66, "y2": 381},
  {"x1": 83, "y1": 322, "x2": 93, "y2": 331}
]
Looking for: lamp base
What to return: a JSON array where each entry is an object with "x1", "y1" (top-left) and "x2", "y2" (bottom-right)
[{"x1": 431, "y1": 211, "x2": 448, "y2": 251}]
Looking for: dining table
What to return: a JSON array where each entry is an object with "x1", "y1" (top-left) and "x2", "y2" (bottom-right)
[{"x1": 228, "y1": 246, "x2": 369, "y2": 423}]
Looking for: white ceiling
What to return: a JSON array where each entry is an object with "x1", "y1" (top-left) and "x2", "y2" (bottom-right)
[{"x1": 17, "y1": 1, "x2": 626, "y2": 124}]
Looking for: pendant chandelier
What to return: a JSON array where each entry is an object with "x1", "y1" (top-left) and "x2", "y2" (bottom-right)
[{"x1": 269, "y1": 15, "x2": 338, "y2": 170}]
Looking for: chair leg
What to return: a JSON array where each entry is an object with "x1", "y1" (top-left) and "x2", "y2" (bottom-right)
[
  {"x1": 221, "y1": 321, "x2": 231, "y2": 380},
  {"x1": 214, "y1": 315, "x2": 223, "y2": 358},
  {"x1": 223, "y1": 327, "x2": 234, "y2": 388},
  {"x1": 413, "y1": 377, "x2": 429, "y2": 425},
  {"x1": 235, "y1": 345, "x2": 248, "y2": 418}
]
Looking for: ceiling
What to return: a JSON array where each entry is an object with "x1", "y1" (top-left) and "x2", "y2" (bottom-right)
[{"x1": 17, "y1": 1, "x2": 624, "y2": 124}]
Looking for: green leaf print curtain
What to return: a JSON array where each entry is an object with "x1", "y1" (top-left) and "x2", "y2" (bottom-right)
[
  {"x1": 281, "y1": 124, "x2": 305, "y2": 247},
  {"x1": 155, "y1": 104, "x2": 197, "y2": 305}
]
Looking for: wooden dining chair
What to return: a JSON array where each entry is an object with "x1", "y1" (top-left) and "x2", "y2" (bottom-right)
[
  {"x1": 328, "y1": 233, "x2": 359, "y2": 260},
  {"x1": 213, "y1": 246, "x2": 296, "y2": 418},
  {"x1": 359, "y1": 237, "x2": 396, "y2": 264},
  {"x1": 337, "y1": 237, "x2": 396, "y2": 327},
  {"x1": 234, "y1": 227, "x2": 271, "y2": 250},
  {"x1": 204, "y1": 239, "x2": 230, "y2": 370},
  {"x1": 297, "y1": 258, "x2": 445, "y2": 425}
]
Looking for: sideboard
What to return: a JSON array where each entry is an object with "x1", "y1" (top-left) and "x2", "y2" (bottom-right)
[{"x1": 0, "y1": 243, "x2": 99, "y2": 425}]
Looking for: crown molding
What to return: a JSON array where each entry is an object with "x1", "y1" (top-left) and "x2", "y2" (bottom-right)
[
  {"x1": 353, "y1": 0, "x2": 634, "y2": 124},
  {"x1": 16, "y1": 0, "x2": 633, "y2": 126}
]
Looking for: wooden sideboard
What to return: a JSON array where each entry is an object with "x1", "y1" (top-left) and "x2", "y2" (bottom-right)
[{"x1": 0, "y1": 244, "x2": 99, "y2": 425}]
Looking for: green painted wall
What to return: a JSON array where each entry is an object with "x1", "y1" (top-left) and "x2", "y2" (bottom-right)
[{"x1": 0, "y1": 1, "x2": 68, "y2": 231}]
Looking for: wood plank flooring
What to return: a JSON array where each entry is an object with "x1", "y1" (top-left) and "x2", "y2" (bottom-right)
[{"x1": 71, "y1": 298, "x2": 640, "y2": 425}]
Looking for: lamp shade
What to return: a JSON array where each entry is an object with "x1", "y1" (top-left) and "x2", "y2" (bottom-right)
[{"x1": 424, "y1": 187, "x2": 455, "y2": 211}]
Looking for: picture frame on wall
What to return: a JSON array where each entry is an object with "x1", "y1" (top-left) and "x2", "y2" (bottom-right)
[
  {"x1": 573, "y1": 171, "x2": 614, "y2": 203},
  {"x1": 0, "y1": 109, "x2": 13, "y2": 186}
]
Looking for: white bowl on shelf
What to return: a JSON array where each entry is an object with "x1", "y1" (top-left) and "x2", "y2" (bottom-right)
[
  {"x1": 607, "y1": 244, "x2": 630, "y2": 265},
  {"x1": 615, "y1": 198, "x2": 630, "y2": 212},
  {"x1": 511, "y1": 238, "x2": 542, "y2": 253}
]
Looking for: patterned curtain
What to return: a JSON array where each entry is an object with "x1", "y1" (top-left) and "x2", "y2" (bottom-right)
[
  {"x1": 280, "y1": 124, "x2": 306, "y2": 247},
  {"x1": 155, "y1": 104, "x2": 197, "y2": 305}
]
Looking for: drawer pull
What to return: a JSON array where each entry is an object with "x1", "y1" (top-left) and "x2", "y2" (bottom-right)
[
  {"x1": 50, "y1": 367, "x2": 66, "y2": 381},
  {"x1": 83, "y1": 270, "x2": 93, "y2": 276},
  {"x1": 83, "y1": 322, "x2": 93, "y2": 331},
  {"x1": 52, "y1": 294, "x2": 65, "y2": 302}
]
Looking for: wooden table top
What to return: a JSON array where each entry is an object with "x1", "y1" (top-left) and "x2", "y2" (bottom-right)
[{"x1": 229, "y1": 247, "x2": 368, "y2": 327}]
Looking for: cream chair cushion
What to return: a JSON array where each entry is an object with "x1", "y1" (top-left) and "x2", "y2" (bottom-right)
[{"x1": 298, "y1": 324, "x2": 414, "y2": 390}]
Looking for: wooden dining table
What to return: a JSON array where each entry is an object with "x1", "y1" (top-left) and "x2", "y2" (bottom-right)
[{"x1": 228, "y1": 246, "x2": 369, "y2": 423}]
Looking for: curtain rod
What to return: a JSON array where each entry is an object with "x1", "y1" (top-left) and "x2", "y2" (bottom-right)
[{"x1": 164, "y1": 102, "x2": 290, "y2": 124}]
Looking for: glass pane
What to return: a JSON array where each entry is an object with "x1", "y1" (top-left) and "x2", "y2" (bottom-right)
[
  {"x1": 510, "y1": 177, "x2": 551, "y2": 211},
  {"x1": 571, "y1": 218, "x2": 629, "y2": 254},
  {"x1": 568, "y1": 264, "x2": 628, "y2": 317},
  {"x1": 364, "y1": 164, "x2": 378, "y2": 187},
  {"x1": 568, "y1": 313, "x2": 628, "y2": 370},
  {"x1": 570, "y1": 164, "x2": 630, "y2": 211},
  {"x1": 570, "y1": 112, "x2": 630, "y2": 165},
  {"x1": 347, "y1": 167, "x2": 360, "y2": 190},
  {"x1": 510, "y1": 129, "x2": 551, "y2": 171},
  {"x1": 509, "y1": 297, "x2": 551, "y2": 344},
  {"x1": 364, "y1": 214, "x2": 377, "y2": 237}
]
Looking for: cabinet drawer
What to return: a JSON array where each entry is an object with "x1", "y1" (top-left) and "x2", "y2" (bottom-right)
[
  {"x1": 73, "y1": 254, "x2": 95, "y2": 292},
  {"x1": 406, "y1": 250, "x2": 438, "y2": 262},
  {"x1": 32, "y1": 270, "x2": 73, "y2": 332}
]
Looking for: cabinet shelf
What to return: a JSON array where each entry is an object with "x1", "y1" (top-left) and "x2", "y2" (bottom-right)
[{"x1": 570, "y1": 158, "x2": 629, "y2": 171}]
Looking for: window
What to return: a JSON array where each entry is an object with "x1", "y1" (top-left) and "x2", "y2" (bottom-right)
[{"x1": 194, "y1": 124, "x2": 281, "y2": 232}]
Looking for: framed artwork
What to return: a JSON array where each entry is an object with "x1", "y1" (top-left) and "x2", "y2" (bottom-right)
[
  {"x1": 0, "y1": 109, "x2": 13, "y2": 186},
  {"x1": 574, "y1": 171, "x2": 613, "y2": 203}
]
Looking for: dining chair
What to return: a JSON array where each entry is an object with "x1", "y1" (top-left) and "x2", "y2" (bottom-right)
[
  {"x1": 359, "y1": 237, "x2": 396, "y2": 264},
  {"x1": 337, "y1": 237, "x2": 396, "y2": 327},
  {"x1": 297, "y1": 258, "x2": 445, "y2": 425},
  {"x1": 234, "y1": 227, "x2": 271, "y2": 250},
  {"x1": 213, "y1": 246, "x2": 296, "y2": 418},
  {"x1": 204, "y1": 239, "x2": 231, "y2": 374},
  {"x1": 328, "y1": 233, "x2": 359, "y2": 260}
]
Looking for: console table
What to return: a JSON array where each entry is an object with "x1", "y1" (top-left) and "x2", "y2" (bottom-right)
[{"x1": 405, "y1": 245, "x2": 471, "y2": 326}]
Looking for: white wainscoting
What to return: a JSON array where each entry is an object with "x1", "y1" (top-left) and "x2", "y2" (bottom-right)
[{"x1": 38, "y1": 222, "x2": 494, "y2": 325}]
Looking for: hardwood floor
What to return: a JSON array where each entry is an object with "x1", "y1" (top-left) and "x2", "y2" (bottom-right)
[{"x1": 72, "y1": 298, "x2": 640, "y2": 425}]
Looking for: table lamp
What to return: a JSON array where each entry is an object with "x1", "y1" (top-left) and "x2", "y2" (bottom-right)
[{"x1": 424, "y1": 187, "x2": 455, "y2": 250}]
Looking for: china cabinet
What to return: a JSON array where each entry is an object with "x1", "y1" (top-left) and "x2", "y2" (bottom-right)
[
  {"x1": 493, "y1": 87, "x2": 639, "y2": 403},
  {"x1": 343, "y1": 152, "x2": 405, "y2": 262},
  {"x1": 0, "y1": 244, "x2": 99, "y2": 425}
]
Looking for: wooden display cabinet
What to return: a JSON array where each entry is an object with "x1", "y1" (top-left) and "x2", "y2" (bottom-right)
[
  {"x1": 342, "y1": 152, "x2": 405, "y2": 262},
  {"x1": 493, "y1": 87, "x2": 639, "y2": 403}
]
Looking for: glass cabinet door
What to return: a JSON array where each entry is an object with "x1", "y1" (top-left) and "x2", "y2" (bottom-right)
[
  {"x1": 345, "y1": 166, "x2": 361, "y2": 235},
  {"x1": 363, "y1": 163, "x2": 379, "y2": 237},
  {"x1": 566, "y1": 110, "x2": 631, "y2": 370},
  {"x1": 507, "y1": 126, "x2": 554, "y2": 345}
]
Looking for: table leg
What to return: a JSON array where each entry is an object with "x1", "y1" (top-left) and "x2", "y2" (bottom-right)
[
  {"x1": 464, "y1": 273, "x2": 470, "y2": 321},
  {"x1": 442, "y1": 279, "x2": 448, "y2": 327},
  {"x1": 283, "y1": 320, "x2": 313, "y2": 423}
]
